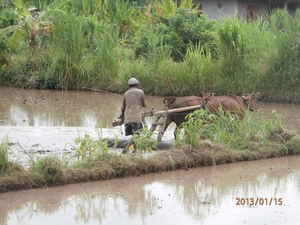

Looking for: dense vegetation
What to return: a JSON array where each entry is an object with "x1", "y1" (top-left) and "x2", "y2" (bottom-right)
[{"x1": 1, "y1": 0, "x2": 300, "y2": 102}]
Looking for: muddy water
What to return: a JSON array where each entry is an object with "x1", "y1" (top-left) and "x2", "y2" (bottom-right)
[
  {"x1": 1, "y1": 87, "x2": 300, "y2": 131},
  {"x1": 0, "y1": 156, "x2": 300, "y2": 225},
  {"x1": 0, "y1": 87, "x2": 174, "y2": 164},
  {"x1": 0, "y1": 87, "x2": 166, "y2": 128},
  {"x1": 1, "y1": 87, "x2": 300, "y2": 164},
  {"x1": 1, "y1": 88, "x2": 300, "y2": 224}
]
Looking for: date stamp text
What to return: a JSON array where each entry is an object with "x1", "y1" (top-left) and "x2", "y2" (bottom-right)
[{"x1": 236, "y1": 198, "x2": 283, "y2": 206}]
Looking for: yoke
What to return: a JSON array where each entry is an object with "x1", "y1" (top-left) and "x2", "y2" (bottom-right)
[{"x1": 112, "y1": 104, "x2": 203, "y2": 142}]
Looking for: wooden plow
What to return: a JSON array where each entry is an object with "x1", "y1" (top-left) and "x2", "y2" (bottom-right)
[{"x1": 112, "y1": 105, "x2": 203, "y2": 142}]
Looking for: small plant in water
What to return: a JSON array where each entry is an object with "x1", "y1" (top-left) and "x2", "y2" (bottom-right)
[
  {"x1": 72, "y1": 133, "x2": 109, "y2": 163},
  {"x1": 132, "y1": 127, "x2": 158, "y2": 154}
]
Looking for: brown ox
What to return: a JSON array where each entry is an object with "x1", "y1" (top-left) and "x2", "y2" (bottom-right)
[
  {"x1": 202, "y1": 92, "x2": 261, "y2": 119},
  {"x1": 160, "y1": 96, "x2": 204, "y2": 137}
]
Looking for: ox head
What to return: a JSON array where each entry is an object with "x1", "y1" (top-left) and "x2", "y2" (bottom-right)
[
  {"x1": 162, "y1": 97, "x2": 176, "y2": 108},
  {"x1": 242, "y1": 92, "x2": 261, "y2": 111},
  {"x1": 201, "y1": 92, "x2": 217, "y2": 108},
  {"x1": 203, "y1": 92, "x2": 217, "y2": 98}
]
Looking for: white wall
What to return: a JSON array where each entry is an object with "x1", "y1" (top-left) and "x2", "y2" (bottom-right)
[{"x1": 193, "y1": 0, "x2": 238, "y2": 20}]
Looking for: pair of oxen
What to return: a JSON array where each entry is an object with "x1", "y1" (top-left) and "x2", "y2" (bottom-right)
[{"x1": 160, "y1": 92, "x2": 261, "y2": 137}]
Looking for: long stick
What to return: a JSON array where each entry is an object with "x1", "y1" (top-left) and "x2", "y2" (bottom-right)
[
  {"x1": 112, "y1": 104, "x2": 203, "y2": 127},
  {"x1": 142, "y1": 104, "x2": 203, "y2": 117},
  {"x1": 81, "y1": 87, "x2": 122, "y2": 98}
]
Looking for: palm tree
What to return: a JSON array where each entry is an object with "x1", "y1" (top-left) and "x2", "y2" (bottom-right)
[{"x1": 0, "y1": 0, "x2": 69, "y2": 52}]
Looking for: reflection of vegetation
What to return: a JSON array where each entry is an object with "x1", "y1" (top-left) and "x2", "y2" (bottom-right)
[{"x1": 75, "y1": 193, "x2": 107, "y2": 223}]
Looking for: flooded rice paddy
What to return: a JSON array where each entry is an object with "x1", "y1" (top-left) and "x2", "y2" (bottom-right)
[{"x1": 1, "y1": 87, "x2": 300, "y2": 225}]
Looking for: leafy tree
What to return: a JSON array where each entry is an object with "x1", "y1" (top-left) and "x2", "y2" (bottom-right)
[{"x1": 135, "y1": 7, "x2": 217, "y2": 61}]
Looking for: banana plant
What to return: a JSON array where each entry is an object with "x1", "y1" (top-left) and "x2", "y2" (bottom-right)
[
  {"x1": 98, "y1": 0, "x2": 139, "y2": 39},
  {"x1": 153, "y1": 0, "x2": 197, "y2": 18},
  {"x1": 0, "y1": 0, "x2": 70, "y2": 51}
]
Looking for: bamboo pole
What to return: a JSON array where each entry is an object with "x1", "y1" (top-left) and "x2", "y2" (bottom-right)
[
  {"x1": 81, "y1": 87, "x2": 122, "y2": 98},
  {"x1": 142, "y1": 104, "x2": 203, "y2": 117}
]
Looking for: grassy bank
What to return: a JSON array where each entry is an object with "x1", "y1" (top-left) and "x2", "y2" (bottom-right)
[
  {"x1": 1, "y1": 110, "x2": 300, "y2": 193},
  {"x1": 2, "y1": 140, "x2": 299, "y2": 193},
  {"x1": 1, "y1": 1, "x2": 300, "y2": 102}
]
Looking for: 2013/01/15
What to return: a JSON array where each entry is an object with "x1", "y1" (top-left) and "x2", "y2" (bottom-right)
[{"x1": 236, "y1": 198, "x2": 283, "y2": 206}]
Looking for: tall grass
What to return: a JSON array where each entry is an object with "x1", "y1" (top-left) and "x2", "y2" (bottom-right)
[
  {"x1": 262, "y1": 10, "x2": 300, "y2": 93},
  {"x1": 179, "y1": 109, "x2": 283, "y2": 150},
  {"x1": 2, "y1": 4, "x2": 300, "y2": 101},
  {"x1": 41, "y1": 14, "x2": 98, "y2": 89},
  {"x1": 218, "y1": 12, "x2": 246, "y2": 71}
]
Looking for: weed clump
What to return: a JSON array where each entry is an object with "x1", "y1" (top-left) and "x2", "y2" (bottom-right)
[{"x1": 29, "y1": 156, "x2": 66, "y2": 185}]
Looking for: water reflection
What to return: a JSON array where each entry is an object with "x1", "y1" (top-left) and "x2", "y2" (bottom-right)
[
  {"x1": 0, "y1": 156, "x2": 299, "y2": 225},
  {"x1": 1, "y1": 87, "x2": 300, "y2": 132},
  {"x1": 0, "y1": 87, "x2": 166, "y2": 128}
]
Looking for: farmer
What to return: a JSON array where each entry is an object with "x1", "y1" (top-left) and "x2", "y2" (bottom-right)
[{"x1": 120, "y1": 77, "x2": 146, "y2": 152}]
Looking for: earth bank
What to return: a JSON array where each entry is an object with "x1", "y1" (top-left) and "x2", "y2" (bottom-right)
[{"x1": 1, "y1": 127, "x2": 299, "y2": 193}]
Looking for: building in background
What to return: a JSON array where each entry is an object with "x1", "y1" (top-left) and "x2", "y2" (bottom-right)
[{"x1": 192, "y1": 0, "x2": 300, "y2": 20}]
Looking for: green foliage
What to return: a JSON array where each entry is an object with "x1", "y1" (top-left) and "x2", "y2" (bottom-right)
[
  {"x1": 175, "y1": 109, "x2": 212, "y2": 147},
  {"x1": 1, "y1": 1, "x2": 300, "y2": 100},
  {"x1": 128, "y1": 0, "x2": 149, "y2": 7},
  {"x1": 42, "y1": 13, "x2": 97, "y2": 89},
  {"x1": 0, "y1": 41, "x2": 9, "y2": 69},
  {"x1": 179, "y1": 109, "x2": 283, "y2": 150},
  {"x1": 261, "y1": 9, "x2": 300, "y2": 92},
  {"x1": 0, "y1": 136, "x2": 9, "y2": 174},
  {"x1": 71, "y1": 132, "x2": 109, "y2": 165},
  {"x1": 132, "y1": 127, "x2": 158, "y2": 153},
  {"x1": 96, "y1": 0, "x2": 138, "y2": 40},
  {"x1": 135, "y1": 7, "x2": 217, "y2": 61},
  {"x1": 0, "y1": 0, "x2": 70, "y2": 51},
  {"x1": 217, "y1": 11, "x2": 247, "y2": 88}
]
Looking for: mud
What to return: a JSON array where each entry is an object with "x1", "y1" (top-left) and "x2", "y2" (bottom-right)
[{"x1": 0, "y1": 155, "x2": 299, "y2": 225}]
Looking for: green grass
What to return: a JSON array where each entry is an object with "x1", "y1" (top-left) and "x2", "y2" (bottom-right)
[
  {"x1": 178, "y1": 109, "x2": 286, "y2": 151},
  {"x1": 0, "y1": 136, "x2": 9, "y2": 174}
]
